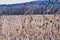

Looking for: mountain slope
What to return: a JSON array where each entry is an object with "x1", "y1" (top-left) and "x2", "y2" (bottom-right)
[{"x1": 0, "y1": 1, "x2": 60, "y2": 15}]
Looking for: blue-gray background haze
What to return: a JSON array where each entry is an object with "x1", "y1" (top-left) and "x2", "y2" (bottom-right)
[{"x1": 0, "y1": 0, "x2": 60, "y2": 15}]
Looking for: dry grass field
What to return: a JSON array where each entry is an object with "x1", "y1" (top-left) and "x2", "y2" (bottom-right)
[{"x1": 0, "y1": 15, "x2": 60, "y2": 40}]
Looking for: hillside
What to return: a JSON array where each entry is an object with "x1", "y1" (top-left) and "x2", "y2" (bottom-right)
[{"x1": 0, "y1": 1, "x2": 60, "y2": 15}]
